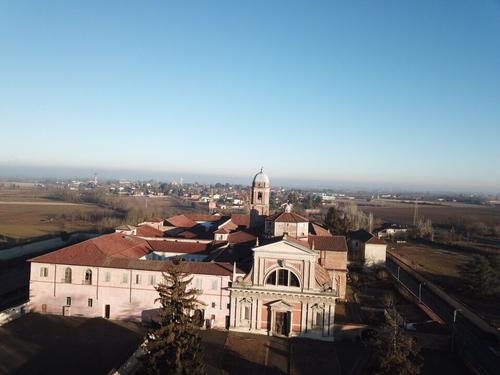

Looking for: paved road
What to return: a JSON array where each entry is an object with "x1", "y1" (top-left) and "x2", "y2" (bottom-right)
[{"x1": 387, "y1": 256, "x2": 499, "y2": 375}]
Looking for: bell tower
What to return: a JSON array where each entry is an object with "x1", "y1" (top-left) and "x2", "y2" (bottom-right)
[{"x1": 250, "y1": 167, "x2": 270, "y2": 216}]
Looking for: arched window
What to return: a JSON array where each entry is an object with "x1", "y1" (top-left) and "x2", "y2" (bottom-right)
[
  {"x1": 84, "y1": 269, "x2": 93, "y2": 285},
  {"x1": 265, "y1": 269, "x2": 300, "y2": 288},
  {"x1": 64, "y1": 267, "x2": 72, "y2": 283},
  {"x1": 257, "y1": 192, "x2": 262, "y2": 201}
]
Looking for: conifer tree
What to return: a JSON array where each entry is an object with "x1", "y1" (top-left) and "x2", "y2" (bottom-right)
[
  {"x1": 459, "y1": 254, "x2": 499, "y2": 297},
  {"x1": 371, "y1": 309, "x2": 422, "y2": 375},
  {"x1": 140, "y1": 258, "x2": 206, "y2": 375}
]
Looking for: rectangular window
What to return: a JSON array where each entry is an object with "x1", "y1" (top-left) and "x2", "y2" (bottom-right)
[
  {"x1": 227, "y1": 303, "x2": 231, "y2": 309},
  {"x1": 135, "y1": 274, "x2": 141, "y2": 285},
  {"x1": 211, "y1": 279, "x2": 218, "y2": 290},
  {"x1": 148, "y1": 275, "x2": 156, "y2": 285},
  {"x1": 195, "y1": 278, "x2": 203, "y2": 290},
  {"x1": 88, "y1": 298, "x2": 93, "y2": 307},
  {"x1": 122, "y1": 273, "x2": 128, "y2": 283},
  {"x1": 278, "y1": 269, "x2": 288, "y2": 286},
  {"x1": 66, "y1": 297, "x2": 71, "y2": 306},
  {"x1": 40, "y1": 267, "x2": 48, "y2": 277},
  {"x1": 211, "y1": 302, "x2": 216, "y2": 308},
  {"x1": 105, "y1": 272, "x2": 111, "y2": 282}
]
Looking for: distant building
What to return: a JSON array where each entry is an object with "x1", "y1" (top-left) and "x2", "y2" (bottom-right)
[{"x1": 347, "y1": 229, "x2": 386, "y2": 267}]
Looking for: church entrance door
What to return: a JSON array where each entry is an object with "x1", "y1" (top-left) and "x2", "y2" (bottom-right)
[{"x1": 274, "y1": 311, "x2": 289, "y2": 336}]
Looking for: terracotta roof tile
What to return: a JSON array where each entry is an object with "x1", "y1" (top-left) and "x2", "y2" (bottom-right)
[
  {"x1": 136, "y1": 225, "x2": 165, "y2": 238},
  {"x1": 164, "y1": 215, "x2": 198, "y2": 228},
  {"x1": 227, "y1": 231, "x2": 257, "y2": 245},
  {"x1": 309, "y1": 223, "x2": 332, "y2": 236},
  {"x1": 229, "y1": 214, "x2": 251, "y2": 228},
  {"x1": 266, "y1": 212, "x2": 309, "y2": 223},
  {"x1": 308, "y1": 235, "x2": 348, "y2": 252},
  {"x1": 29, "y1": 233, "x2": 237, "y2": 276},
  {"x1": 366, "y1": 236, "x2": 386, "y2": 245},
  {"x1": 147, "y1": 240, "x2": 212, "y2": 254}
]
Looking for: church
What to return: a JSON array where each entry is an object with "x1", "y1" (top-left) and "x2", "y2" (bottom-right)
[
  {"x1": 28, "y1": 168, "x2": 347, "y2": 341},
  {"x1": 228, "y1": 169, "x2": 345, "y2": 340}
]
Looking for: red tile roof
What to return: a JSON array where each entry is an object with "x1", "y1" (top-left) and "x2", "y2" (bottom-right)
[
  {"x1": 147, "y1": 240, "x2": 212, "y2": 254},
  {"x1": 136, "y1": 225, "x2": 165, "y2": 238},
  {"x1": 266, "y1": 212, "x2": 309, "y2": 223},
  {"x1": 366, "y1": 236, "x2": 386, "y2": 245},
  {"x1": 229, "y1": 214, "x2": 251, "y2": 228},
  {"x1": 164, "y1": 215, "x2": 198, "y2": 228},
  {"x1": 184, "y1": 213, "x2": 223, "y2": 222},
  {"x1": 308, "y1": 235, "x2": 348, "y2": 252},
  {"x1": 309, "y1": 223, "x2": 332, "y2": 236},
  {"x1": 29, "y1": 233, "x2": 236, "y2": 276},
  {"x1": 227, "y1": 231, "x2": 257, "y2": 245},
  {"x1": 30, "y1": 233, "x2": 153, "y2": 265},
  {"x1": 315, "y1": 264, "x2": 333, "y2": 289}
]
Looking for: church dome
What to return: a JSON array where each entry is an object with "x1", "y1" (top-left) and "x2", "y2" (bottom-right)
[{"x1": 253, "y1": 168, "x2": 270, "y2": 187}]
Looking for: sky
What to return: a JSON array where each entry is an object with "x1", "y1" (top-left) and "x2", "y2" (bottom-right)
[{"x1": 1, "y1": 1, "x2": 499, "y2": 192}]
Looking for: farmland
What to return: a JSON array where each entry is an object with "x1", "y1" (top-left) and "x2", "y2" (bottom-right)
[
  {"x1": 357, "y1": 200, "x2": 500, "y2": 227},
  {"x1": 0, "y1": 184, "x2": 192, "y2": 249},
  {"x1": 390, "y1": 243, "x2": 500, "y2": 328}
]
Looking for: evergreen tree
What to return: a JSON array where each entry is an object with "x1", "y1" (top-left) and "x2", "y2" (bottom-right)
[
  {"x1": 371, "y1": 309, "x2": 422, "y2": 375},
  {"x1": 140, "y1": 258, "x2": 206, "y2": 375},
  {"x1": 324, "y1": 206, "x2": 347, "y2": 234},
  {"x1": 459, "y1": 254, "x2": 499, "y2": 297}
]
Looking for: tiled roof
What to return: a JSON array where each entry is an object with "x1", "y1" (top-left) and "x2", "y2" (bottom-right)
[
  {"x1": 315, "y1": 264, "x2": 333, "y2": 289},
  {"x1": 366, "y1": 236, "x2": 386, "y2": 245},
  {"x1": 309, "y1": 222, "x2": 331, "y2": 236},
  {"x1": 308, "y1": 235, "x2": 348, "y2": 252},
  {"x1": 184, "y1": 213, "x2": 224, "y2": 222},
  {"x1": 29, "y1": 233, "x2": 237, "y2": 276},
  {"x1": 136, "y1": 225, "x2": 165, "y2": 238},
  {"x1": 266, "y1": 212, "x2": 309, "y2": 223},
  {"x1": 347, "y1": 229, "x2": 385, "y2": 244},
  {"x1": 227, "y1": 231, "x2": 257, "y2": 245},
  {"x1": 29, "y1": 233, "x2": 153, "y2": 265},
  {"x1": 348, "y1": 229, "x2": 377, "y2": 243},
  {"x1": 164, "y1": 215, "x2": 198, "y2": 228},
  {"x1": 147, "y1": 240, "x2": 212, "y2": 254},
  {"x1": 229, "y1": 214, "x2": 251, "y2": 228}
]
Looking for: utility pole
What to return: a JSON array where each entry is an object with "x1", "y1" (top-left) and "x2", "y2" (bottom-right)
[
  {"x1": 413, "y1": 197, "x2": 419, "y2": 226},
  {"x1": 451, "y1": 309, "x2": 461, "y2": 351}
]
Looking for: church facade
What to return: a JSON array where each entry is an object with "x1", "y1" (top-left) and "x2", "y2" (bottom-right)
[
  {"x1": 229, "y1": 238, "x2": 337, "y2": 340},
  {"x1": 227, "y1": 169, "x2": 343, "y2": 340}
]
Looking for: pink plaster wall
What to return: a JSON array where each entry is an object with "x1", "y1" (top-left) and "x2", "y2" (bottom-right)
[{"x1": 29, "y1": 262, "x2": 231, "y2": 328}]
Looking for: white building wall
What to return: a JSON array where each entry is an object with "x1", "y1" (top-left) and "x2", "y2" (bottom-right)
[{"x1": 363, "y1": 244, "x2": 387, "y2": 266}]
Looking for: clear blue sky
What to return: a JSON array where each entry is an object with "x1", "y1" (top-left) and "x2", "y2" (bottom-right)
[{"x1": 1, "y1": 1, "x2": 499, "y2": 192}]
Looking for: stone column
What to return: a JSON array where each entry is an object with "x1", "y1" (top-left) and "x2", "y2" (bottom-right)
[
  {"x1": 256, "y1": 299, "x2": 262, "y2": 331},
  {"x1": 251, "y1": 298, "x2": 257, "y2": 330},
  {"x1": 300, "y1": 301, "x2": 307, "y2": 333},
  {"x1": 229, "y1": 296, "x2": 237, "y2": 328}
]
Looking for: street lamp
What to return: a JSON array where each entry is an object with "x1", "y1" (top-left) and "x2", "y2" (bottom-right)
[{"x1": 451, "y1": 309, "x2": 462, "y2": 351}]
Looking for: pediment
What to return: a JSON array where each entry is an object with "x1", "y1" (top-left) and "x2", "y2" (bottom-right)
[
  {"x1": 268, "y1": 300, "x2": 292, "y2": 311},
  {"x1": 253, "y1": 239, "x2": 316, "y2": 256}
]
